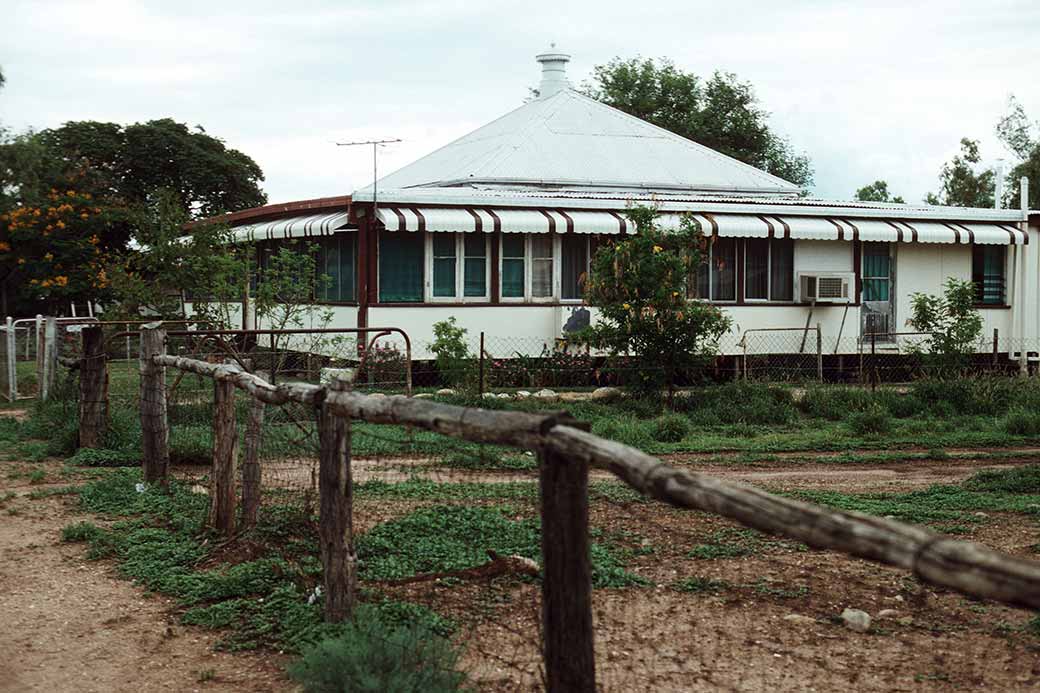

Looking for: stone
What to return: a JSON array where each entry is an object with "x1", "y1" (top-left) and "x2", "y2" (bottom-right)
[
  {"x1": 533, "y1": 388, "x2": 558, "y2": 401},
  {"x1": 497, "y1": 393, "x2": 512, "y2": 399},
  {"x1": 896, "y1": 616, "x2": 914, "y2": 627},
  {"x1": 558, "y1": 391, "x2": 587, "y2": 402},
  {"x1": 413, "y1": 393, "x2": 434, "y2": 399},
  {"x1": 876, "y1": 609, "x2": 901, "y2": 620},
  {"x1": 319, "y1": 367, "x2": 356, "y2": 386},
  {"x1": 590, "y1": 386, "x2": 621, "y2": 402},
  {"x1": 515, "y1": 390, "x2": 532, "y2": 399},
  {"x1": 840, "y1": 608, "x2": 871, "y2": 633},
  {"x1": 782, "y1": 614, "x2": 816, "y2": 626},
  {"x1": 482, "y1": 392, "x2": 498, "y2": 399},
  {"x1": 367, "y1": 392, "x2": 388, "y2": 400},
  {"x1": 435, "y1": 388, "x2": 456, "y2": 396}
]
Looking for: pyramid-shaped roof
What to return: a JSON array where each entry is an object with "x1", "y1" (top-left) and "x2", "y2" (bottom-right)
[{"x1": 357, "y1": 60, "x2": 801, "y2": 197}]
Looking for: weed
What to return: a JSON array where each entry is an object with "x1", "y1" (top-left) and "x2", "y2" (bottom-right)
[
  {"x1": 962, "y1": 465, "x2": 1040, "y2": 494},
  {"x1": 287, "y1": 604, "x2": 468, "y2": 693},
  {"x1": 196, "y1": 669, "x2": 216, "y2": 683},
  {"x1": 846, "y1": 404, "x2": 891, "y2": 436},
  {"x1": 1003, "y1": 408, "x2": 1040, "y2": 437},
  {"x1": 651, "y1": 413, "x2": 690, "y2": 443},
  {"x1": 590, "y1": 416, "x2": 652, "y2": 448},
  {"x1": 67, "y1": 447, "x2": 140, "y2": 468}
]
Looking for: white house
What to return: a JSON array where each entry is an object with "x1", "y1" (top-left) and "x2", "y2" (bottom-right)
[{"x1": 198, "y1": 49, "x2": 1038, "y2": 366}]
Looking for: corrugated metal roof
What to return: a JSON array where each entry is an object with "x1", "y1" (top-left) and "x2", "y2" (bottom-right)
[
  {"x1": 353, "y1": 187, "x2": 1026, "y2": 223},
  {"x1": 355, "y1": 88, "x2": 801, "y2": 196}
]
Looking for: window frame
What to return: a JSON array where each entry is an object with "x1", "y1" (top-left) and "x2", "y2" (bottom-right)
[
  {"x1": 498, "y1": 234, "x2": 558, "y2": 303},
  {"x1": 425, "y1": 232, "x2": 490, "y2": 303},
  {"x1": 560, "y1": 234, "x2": 591, "y2": 303},
  {"x1": 971, "y1": 244, "x2": 1007, "y2": 306},
  {"x1": 743, "y1": 237, "x2": 794, "y2": 303},
  {"x1": 314, "y1": 232, "x2": 358, "y2": 304}
]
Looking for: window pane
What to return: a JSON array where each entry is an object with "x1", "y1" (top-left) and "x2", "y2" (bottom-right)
[
  {"x1": 502, "y1": 235, "x2": 524, "y2": 258},
  {"x1": 561, "y1": 235, "x2": 588, "y2": 300},
  {"x1": 973, "y1": 245, "x2": 1005, "y2": 304},
  {"x1": 463, "y1": 234, "x2": 486, "y2": 297},
  {"x1": 502, "y1": 259, "x2": 524, "y2": 297},
  {"x1": 862, "y1": 243, "x2": 890, "y2": 278},
  {"x1": 379, "y1": 232, "x2": 423, "y2": 302},
  {"x1": 769, "y1": 238, "x2": 793, "y2": 301},
  {"x1": 531, "y1": 236, "x2": 553, "y2": 297},
  {"x1": 432, "y1": 234, "x2": 457, "y2": 297},
  {"x1": 711, "y1": 238, "x2": 736, "y2": 301},
  {"x1": 744, "y1": 239, "x2": 768, "y2": 300},
  {"x1": 863, "y1": 278, "x2": 889, "y2": 302},
  {"x1": 464, "y1": 258, "x2": 485, "y2": 297},
  {"x1": 316, "y1": 234, "x2": 356, "y2": 302}
]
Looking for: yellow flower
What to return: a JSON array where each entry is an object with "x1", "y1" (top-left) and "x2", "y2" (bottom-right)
[
  {"x1": 622, "y1": 302, "x2": 631, "y2": 310},
  {"x1": 17, "y1": 258, "x2": 25, "y2": 265},
  {"x1": 44, "y1": 252, "x2": 53, "y2": 261},
  {"x1": 0, "y1": 242, "x2": 9, "y2": 252},
  {"x1": 80, "y1": 212, "x2": 89, "y2": 219},
  {"x1": 53, "y1": 275, "x2": 69, "y2": 287},
  {"x1": 652, "y1": 245, "x2": 663, "y2": 254},
  {"x1": 56, "y1": 221, "x2": 66, "y2": 229},
  {"x1": 672, "y1": 291, "x2": 679, "y2": 297}
]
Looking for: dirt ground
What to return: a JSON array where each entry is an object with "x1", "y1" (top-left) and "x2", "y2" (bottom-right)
[
  {"x1": 0, "y1": 460, "x2": 290, "y2": 693},
  {"x1": 2, "y1": 446, "x2": 1040, "y2": 692}
]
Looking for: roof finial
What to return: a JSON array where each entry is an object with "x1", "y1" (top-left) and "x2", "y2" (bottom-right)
[{"x1": 535, "y1": 46, "x2": 571, "y2": 99}]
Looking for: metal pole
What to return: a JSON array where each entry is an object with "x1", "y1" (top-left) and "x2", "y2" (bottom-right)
[
  {"x1": 871, "y1": 331, "x2": 877, "y2": 392},
  {"x1": 5, "y1": 316, "x2": 15, "y2": 401},
  {"x1": 479, "y1": 331, "x2": 486, "y2": 396},
  {"x1": 816, "y1": 324, "x2": 823, "y2": 381}
]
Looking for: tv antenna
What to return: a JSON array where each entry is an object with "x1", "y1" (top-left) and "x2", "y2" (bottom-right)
[{"x1": 336, "y1": 138, "x2": 402, "y2": 224}]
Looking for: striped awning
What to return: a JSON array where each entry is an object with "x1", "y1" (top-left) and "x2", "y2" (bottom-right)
[
  {"x1": 230, "y1": 212, "x2": 354, "y2": 243},
  {"x1": 376, "y1": 206, "x2": 1026, "y2": 245},
  {"x1": 377, "y1": 207, "x2": 632, "y2": 234}
]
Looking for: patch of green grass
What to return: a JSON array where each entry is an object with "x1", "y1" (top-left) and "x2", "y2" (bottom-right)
[
  {"x1": 750, "y1": 579, "x2": 809, "y2": 599},
  {"x1": 590, "y1": 416, "x2": 652, "y2": 448},
  {"x1": 438, "y1": 450, "x2": 536, "y2": 472},
  {"x1": 358, "y1": 504, "x2": 645, "y2": 588},
  {"x1": 27, "y1": 485, "x2": 78, "y2": 499},
  {"x1": 962, "y1": 465, "x2": 1040, "y2": 493},
  {"x1": 687, "y1": 527, "x2": 806, "y2": 560},
  {"x1": 27, "y1": 468, "x2": 47, "y2": 484},
  {"x1": 846, "y1": 404, "x2": 892, "y2": 436},
  {"x1": 67, "y1": 447, "x2": 140, "y2": 468}
]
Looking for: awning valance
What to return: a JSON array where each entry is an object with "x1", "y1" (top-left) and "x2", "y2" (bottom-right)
[
  {"x1": 230, "y1": 212, "x2": 354, "y2": 243},
  {"x1": 375, "y1": 206, "x2": 1027, "y2": 245}
]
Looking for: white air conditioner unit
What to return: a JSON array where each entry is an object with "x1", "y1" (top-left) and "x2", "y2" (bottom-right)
[{"x1": 798, "y1": 272, "x2": 854, "y2": 304}]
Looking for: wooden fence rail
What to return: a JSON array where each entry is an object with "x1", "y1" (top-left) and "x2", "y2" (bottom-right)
[
  {"x1": 141, "y1": 330, "x2": 1040, "y2": 693},
  {"x1": 150, "y1": 349, "x2": 1040, "y2": 612}
]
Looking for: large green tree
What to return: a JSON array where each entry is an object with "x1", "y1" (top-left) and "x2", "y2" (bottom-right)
[
  {"x1": 995, "y1": 95, "x2": 1040, "y2": 210},
  {"x1": 854, "y1": 180, "x2": 905, "y2": 204},
  {"x1": 925, "y1": 138, "x2": 994, "y2": 208},
  {"x1": 0, "y1": 118, "x2": 267, "y2": 314},
  {"x1": 583, "y1": 57, "x2": 813, "y2": 188}
]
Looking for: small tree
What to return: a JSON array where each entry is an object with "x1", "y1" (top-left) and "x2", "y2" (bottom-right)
[
  {"x1": 430, "y1": 317, "x2": 473, "y2": 389},
  {"x1": 580, "y1": 205, "x2": 731, "y2": 404},
  {"x1": 907, "y1": 277, "x2": 983, "y2": 375}
]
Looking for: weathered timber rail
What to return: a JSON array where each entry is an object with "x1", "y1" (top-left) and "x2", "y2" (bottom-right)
[{"x1": 151, "y1": 352, "x2": 1040, "y2": 612}]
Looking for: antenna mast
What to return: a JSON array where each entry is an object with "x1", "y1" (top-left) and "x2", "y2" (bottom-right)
[{"x1": 335, "y1": 138, "x2": 402, "y2": 225}]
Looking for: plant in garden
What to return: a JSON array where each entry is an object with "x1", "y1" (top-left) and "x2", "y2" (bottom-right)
[
  {"x1": 430, "y1": 318, "x2": 473, "y2": 389},
  {"x1": 579, "y1": 205, "x2": 731, "y2": 403},
  {"x1": 287, "y1": 606, "x2": 469, "y2": 693},
  {"x1": 907, "y1": 277, "x2": 983, "y2": 374}
]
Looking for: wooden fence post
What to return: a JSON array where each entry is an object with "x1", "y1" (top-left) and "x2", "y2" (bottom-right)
[
  {"x1": 209, "y1": 377, "x2": 238, "y2": 535},
  {"x1": 318, "y1": 376, "x2": 356, "y2": 623},
  {"x1": 78, "y1": 325, "x2": 108, "y2": 448},
  {"x1": 239, "y1": 397, "x2": 265, "y2": 529},
  {"x1": 139, "y1": 328, "x2": 170, "y2": 487},
  {"x1": 539, "y1": 426, "x2": 596, "y2": 693}
]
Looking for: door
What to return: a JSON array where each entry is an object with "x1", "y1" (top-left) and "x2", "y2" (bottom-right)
[{"x1": 861, "y1": 242, "x2": 894, "y2": 339}]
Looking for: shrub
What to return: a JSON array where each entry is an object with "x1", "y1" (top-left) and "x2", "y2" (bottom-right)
[
  {"x1": 797, "y1": 387, "x2": 874, "y2": 420},
  {"x1": 1003, "y1": 408, "x2": 1040, "y2": 437},
  {"x1": 911, "y1": 378, "x2": 1016, "y2": 417},
  {"x1": 67, "y1": 447, "x2": 140, "y2": 467},
  {"x1": 846, "y1": 404, "x2": 892, "y2": 436},
  {"x1": 287, "y1": 605, "x2": 468, "y2": 693},
  {"x1": 678, "y1": 382, "x2": 794, "y2": 425},
  {"x1": 591, "y1": 416, "x2": 652, "y2": 448},
  {"x1": 430, "y1": 318, "x2": 473, "y2": 389},
  {"x1": 963, "y1": 465, "x2": 1040, "y2": 493},
  {"x1": 652, "y1": 413, "x2": 690, "y2": 443}
]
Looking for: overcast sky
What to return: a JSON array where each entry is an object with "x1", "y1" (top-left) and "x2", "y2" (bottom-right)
[{"x1": 2, "y1": 0, "x2": 1039, "y2": 207}]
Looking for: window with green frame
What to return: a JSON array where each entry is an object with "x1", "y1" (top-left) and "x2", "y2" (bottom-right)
[
  {"x1": 463, "y1": 234, "x2": 487, "y2": 297},
  {"x1": 315, "y1": 232, "x2": 357, "y2": 302},
  {"x1": 379, "y1": 232, "x2": 423, "y2": 302},
  {"x1": 501, "y1": 235, "x2": 525, "y2": 298},
  {"x1": 972, "y1": 245, "x2": 1005, "y2": 304}
]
